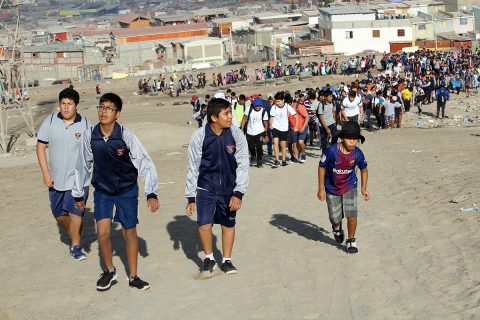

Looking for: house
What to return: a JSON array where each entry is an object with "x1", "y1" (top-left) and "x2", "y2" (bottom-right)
[
  {"x1": 193, "y1": 8, "x2": 230, "y2": 22},
  {"x1": 288, "y1": 39, "x2": 334, "y2": 56},
  {"x1": 21, "y1": 43, "x2": 85, "y2": 84},
  {"x1": 153, "y1": 14, "x2": 194, "y2": 26},
  {"x1": 118, "y1": 14, "x2": 151, "y2": 28},
  {"x1": 253, "y1": 12, "x2": 303, "y2": 24},
  {"x1": 300, "y1": 10, "x2": 321, "y2": 26},
  {"x1": 318, "y1": 6, "x2": 413, "y2": 55},
  {"x1": 418, "y1": 10, "x2": 475, "y2": 36},
  {"x1": 444, "y1": 0, "x2": 479, "y2": 12},
  {"x1": 211, "y1": 16, "x2": 253, "y2": 37},
  {"x1": 112, "y1": 23, "x2": 209, "y2": 44}
]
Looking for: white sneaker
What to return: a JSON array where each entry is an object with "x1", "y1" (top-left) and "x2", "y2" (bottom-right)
[{"x1": 346, "y1": 238, "x2": 358, "y2": 254}]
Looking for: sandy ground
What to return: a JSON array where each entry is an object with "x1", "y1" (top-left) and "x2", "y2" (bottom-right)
[{"x1": 1, "y1": 72, "x2": 480, "y2": 320}]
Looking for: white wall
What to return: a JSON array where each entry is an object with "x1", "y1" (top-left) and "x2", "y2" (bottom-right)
[
  {"x1": 452, "y1": 16, "x2": 475, "y2": 34},
  {"x1": 332, "y1": 26, "x2": 413, "y2": 55},
  {"x1": 331, "y1": 13, "x2": 376, "y2": 23}
]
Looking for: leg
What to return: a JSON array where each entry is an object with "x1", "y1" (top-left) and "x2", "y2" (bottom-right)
[
  {"x1": 280, "y1": 140, "x2": 287, "y2": 161},
  {"x1": 436, "y1": 103, "x2": 440, "y2": 118},
  {"x1": 255, "y1": 134, "x2": 263, "y2": 164},
  {"x1": 221, "y1": 225, "x2": 235, "y2": 259},
  {"x1": 56, "y1": 215, "x2": 70, "y2": 233},
  {"x1": 68, "y1": 213, "x2": 82, "y2": 247},
  {"x1": 122, "y1": 227, "x2": 139, "y2": 278},
  {"x1": 273, "y1": 137, "x2": 280, "y2": 161},
  {"x1": 198, "y1": 224, "x2": 213, "y2": 255},
  {"x1": 347, "y1": 217, "x2": 357, "y2": 239},
  {"x1": 97, "y1": 219, "x2": 113, "y2": 270}
]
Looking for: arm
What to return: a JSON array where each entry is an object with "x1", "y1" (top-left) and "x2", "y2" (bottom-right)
[
  {"x1": 185, "y1": 127, "x2": 205, "y2": 215},
  {"x1": 240, "y1": 114, "x2": 248, "y2": 132},
  {"x1": 72, "y1": 129, "x2": 94, "y2": 211},
  {"x1": 317, "y1": 166, "x2": 326, "y2": 201},
  {"x1": 360, "y1": 168, "x2": 369, "y2": 201},
  {"x1": 231, "y1": 127, "x2": 250, "y2": 211},
  {"x1": 36, "y1": 142, "x2": 53, "y2": 188},
  {"x1": 123, "y1": 128, "x2": 160, "y2": 213},
  {"x1": 300, "y1": 108, "x2": 310, "y2": 133}
]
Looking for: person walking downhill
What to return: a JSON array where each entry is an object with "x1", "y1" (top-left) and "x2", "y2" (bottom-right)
[
  {"x1": 241, "y1": 97, "x2": 269, "y2": 168},
  {"x1": 270, "y1": 91, "x2": 297, "y2": 168}
]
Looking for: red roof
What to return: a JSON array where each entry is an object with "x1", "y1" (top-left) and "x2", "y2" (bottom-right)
[{"x1": 70, "y1": 23, "x2": 209, "y2": 38}]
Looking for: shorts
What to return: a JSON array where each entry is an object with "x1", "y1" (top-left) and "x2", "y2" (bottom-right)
[
  {"x1": 394, "y1": 107, "x2": 402, "y2": 117},
  {"x1": 290, "y1": 129, "x2": 308, "y2": 143},
  {"x1": 196, "y1": 188, "x2": 236, "y2": 227},
  {"x1": 49, "y1": 187, "x2": 89, "y2": 218},
  {"x1": 272, "y1": 128, "x2": 288, "y2": 141},
  {"x1": 347, "y1": 115, "x2": 359, "y2": 123},
  {"x1": 326, "y1": 189, "x2": 357, "y2": 225},
  {"x1": 93, "y1": 184, "x2": 139, "y2": 229}
]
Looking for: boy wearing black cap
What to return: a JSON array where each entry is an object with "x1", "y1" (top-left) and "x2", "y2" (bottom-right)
[{"x1": 317, "y1": 121, "x2": 369, "y2": 254}]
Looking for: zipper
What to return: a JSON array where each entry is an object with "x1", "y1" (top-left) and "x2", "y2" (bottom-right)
[{"x1": 217, "y1": 135, "x2": 222, "y2": 194}]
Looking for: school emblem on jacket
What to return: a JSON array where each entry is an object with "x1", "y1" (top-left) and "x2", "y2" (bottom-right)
[
  {"x1": 75, "y1": 132, "x2": 81, "y2": 139},
  {"x1": 349, "y1": 159, "x2": 355, "y2": 166},
  {"x1": 226, "y1": 144, "x2": 235, "y2": 154},
  {"x1": 117, "y1": 148, "x2": 125, "y2": 156}
]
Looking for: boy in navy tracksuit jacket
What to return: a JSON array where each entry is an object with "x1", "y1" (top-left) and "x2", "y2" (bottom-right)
[
  {"x1": 185, "y1": 98, "x2": 249, "y2": 278},
  {"x1": 73, "y1": 93, "x2": 160, "y2": 291}
]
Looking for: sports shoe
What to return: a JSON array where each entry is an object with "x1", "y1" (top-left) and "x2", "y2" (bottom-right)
[
  {"x1": 346, "y1": 238, "x2": 359, "y2": 254},
  {"x1": 300, "y1": 154, "x2": 307, "y2": 163},
  {"x1": 281, "y1": 161, "x2": 288, "y2": 167},
  {"x1": 271, "y1": 160, "x2": 280, "y2": 168},
  {"x1": 129, "y1": 276, "x2": 150, "y2": 290},
  {"x1": 70, "y1": 245, "x2": 87, "y2": 261},
  {"x1": 199, "y1": 258, "x2": 217, "y2": 279},
  {"x1": 256, "y1": 163, "x2": 263, "y2": 168},
  {"x1": 220, "y1": 260, "x2": 238, "y2": 275},
  {"x1": 332, "y1": 227, "x2": 344, "y2": 244},
  {"x1": 289, "y1": 158, "x2": 299, "y2": 164},
  {"x1": 96, "y1": 267, "x2": 118, "y2": 291}
]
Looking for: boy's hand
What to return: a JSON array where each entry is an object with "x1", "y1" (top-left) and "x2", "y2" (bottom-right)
[
  {"x1": 43, "y1": 172, "x2": 54, "y2": 188},
  {"x1": 362, "y1": 190, "x2": 370, "y2": 201},
  {"x1": 317, "y1": 189, "x2": 326, "y2": 201},
  {"x1": 76, "y1": 201, "x2": 86, "y2": 212},
  {"x1": 186, "y1": 203, "x2": 196, "y2": 216},
  {"x1": 147, "y1": 198, "x2": 160, "y2": 213},
  {"x1": 229, "y1": 196, "x2": 242, "y2": 211}
]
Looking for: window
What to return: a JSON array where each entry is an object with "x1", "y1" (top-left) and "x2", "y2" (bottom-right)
[
  {"x1": 32, "y1": 52, "x2": 39, "y2": 58},
  {"x1": 418, "y1": 23, "x2": 426, "y2": 31},
  {"x1": 397, "y1": 29, "x2": 405, "y2": 37},
  {"x1": 460, "y1": 18, "x2": 467, "y2": 25},
  {"x1": 372, "y1": 30, "x2": 380, "y2": 38},
  {"x1": 345, "y1": 31, "x2": 353, "y2": 39}
]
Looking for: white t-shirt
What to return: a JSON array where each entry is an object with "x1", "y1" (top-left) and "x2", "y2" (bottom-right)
[
  {"x1": 245, "y1": 106, "x2": 269, "y2": 136},
  {"x1": 342, "y1": 96, "x2": 361, "y2": 117},
  {"x1": 270, "y1": 103, "x2": 296, "y2": 132}
]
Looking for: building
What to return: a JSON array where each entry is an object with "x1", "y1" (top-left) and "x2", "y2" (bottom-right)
[
  {"x1": 288, "y1": 39, "x2": 334, "y2": 56},
  {"x1": 253, "y1": 12, "x2": 303, "y2": 24},
  {"x1": 193, "y1": 8, "x2": 230, "y2": 22},
  {"x1": 211, "y1": 16, "x2": 253, "y2": 37},
  {"x1": 444, "y1": 0, "x2": 479, "y2": 12},
  {"x1": 471, "y1": 7, "x2": 480, "y2": 31},
  {"x1": 21, "y1": 43, "x2": 85, "y2": 84},
  {"x1": 419, "y1": 10, "x2": 475, "y2": 36},
  {"x1": 153, "y1": 14, "x2": 194, "y2": 26},
  {"x1": 318, "y1": 6, "x2": 413, "y2": 54},
  {"x1": 118, "y1": 14, "x2": 152, "y2": 28},
  {"x1": 112, "y1": 23, "x2": 209, "y2": 44}
]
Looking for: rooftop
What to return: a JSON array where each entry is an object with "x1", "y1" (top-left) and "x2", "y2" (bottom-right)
[
  {"x1": 70, "y1": 23, "x2": 209, "y2": 38},
  {"x1": 22, "y1": 43, "x2": 84, "y2": 53},
  {"x1": 319, "y1": 6, "x2": 376, "y2": 15}
]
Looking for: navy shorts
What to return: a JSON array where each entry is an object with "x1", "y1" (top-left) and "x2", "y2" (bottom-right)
[
  {"x1": 93, "y1": 184, "x2": 139, "y2": 229},
  {"x1": 49, "y1": 187, "x2": 89, "y2": 218},
  {"x1": 196, "y1": 189, "x2": 236, "y2": 227},
  {"x1": 272, "y1": 128, "x2": 288, "y2": 141},
  {"x1": 289, "y1": 129, "x2": 308, "y2": 143}
]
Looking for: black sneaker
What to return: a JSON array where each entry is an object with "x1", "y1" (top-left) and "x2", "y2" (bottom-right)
[
  {"x1": 281, "y1": 161, "x2": 288, "y2": 167},
  {"x1": 271, "y1": 160, "x2": 280, "y2": 168},
  {"x1": 199, "y1": 258, "x2": 217, "y2": 279},
  {"x1": 96, "y1": 267, "x2": 117, "y2": 291},
  {"x1": 346, "y1": 238, "x2": 359, "y2": 254},
  {"x1": 129, "y1": 276, "x2": 150, "y2": 290},
  {"x1": 220, "y1": 260, "x2": 238, "y2": 275},
  {"x1": 332, "y1": 227, "x2": 344, "y2": 244},
  {"x1": 256, "y1": 163, "x2": 263, "y2": 168}
]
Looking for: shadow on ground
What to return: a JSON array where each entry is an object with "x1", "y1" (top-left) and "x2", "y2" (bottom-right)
[{"x1": 269, "y1": 213, "x2": 345, "y2": 251}]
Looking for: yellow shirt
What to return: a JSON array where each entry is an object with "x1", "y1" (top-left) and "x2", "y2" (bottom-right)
[{"x1": 402, "y1": 88, "x2": 412, "y2": 100}]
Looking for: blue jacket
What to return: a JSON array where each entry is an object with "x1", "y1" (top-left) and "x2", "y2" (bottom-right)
[
  {"x1": 435, "y1": 87, "x2": 450, "y2": 103},
  {"x1": 185, "y1": 124, "x2": 249, "y2": 203}
]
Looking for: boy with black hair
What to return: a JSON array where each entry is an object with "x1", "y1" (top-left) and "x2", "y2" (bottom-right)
[
  {"x1": 317, "y1": 121, "x2": 369, "y2": 254},
  {"x1": 186, "y1": 98, "x2": 249, "y2": 278},
  {"x1": 73, "y1": 93, "x2": 160, "y2": 291},
  {"x1": 318, "y1": 90, "x2": 337, "y2": 151},
  {"x1": 240, "y1": 97, "x2": 269, "y2": 167},
  {"x1": 270, "y1": 91, "x2": 297, "y2": 168},
  {"x1": 37, "y1": 88, "x2": 92, "y2": 261}
]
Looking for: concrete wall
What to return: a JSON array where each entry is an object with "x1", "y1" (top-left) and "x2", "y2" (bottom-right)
[
  {"x1": 412, "y1": 22, "x2": 434, "y2": 40},
  {"x1": 116, "y1": 41, "x2": 158, "y2": 66},
  {"x1": 472, "y1": 7, "x2": 480, "y2": 31},
  {"x1": 452, "y1": 16, "x2": 475, "y2": 34}
]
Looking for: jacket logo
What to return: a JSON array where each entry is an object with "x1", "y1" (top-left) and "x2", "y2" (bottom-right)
[
  {"x1": 117, "y1": 148, "x2": 125, "y2": 156},
  {"x1": 226, "y1": 144, "x2": 235, "y2": 154},
  {"x1": 75, "y1": 132, "x2": 81, "y2": 139}
]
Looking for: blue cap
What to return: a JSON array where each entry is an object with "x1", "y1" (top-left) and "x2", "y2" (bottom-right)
[
  {"x1": 329, "y1": 86, "x2": 334, "y2": 91},
  {"x1": 253, "y1": 97, "x2": 263, "y2": 107}
]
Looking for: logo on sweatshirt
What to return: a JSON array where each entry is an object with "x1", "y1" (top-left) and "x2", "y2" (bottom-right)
[
  {"x1": 75, "y1": 132, "x2": 81, "y2": 139},
  {"x1": 117, "y1": 148, "x2": 125, "y2": 156},
  {"x1": 226, "y1": 144, "x2": 235, "y2": 154}
]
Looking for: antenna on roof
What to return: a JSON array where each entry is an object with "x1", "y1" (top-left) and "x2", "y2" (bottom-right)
[{"x1": 0, "y1": 0, "x2": 35, "y2": 153}]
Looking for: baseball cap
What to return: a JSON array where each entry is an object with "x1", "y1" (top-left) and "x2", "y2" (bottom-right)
[
  {"x1": 252, "y1": 97, "x2": 263, "y2": 107},
  {"x1": 191, "y1": 95, "x2": 198, "y2": 102}
]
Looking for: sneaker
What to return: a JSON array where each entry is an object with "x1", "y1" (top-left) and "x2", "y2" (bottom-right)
[
  {"x1": 96, "y1": 267, "x2": 118, "y2": 291},
  {"x1": 220, "y1": 260, "x2": 238, "y2": 275},
  {"x1": 129, "y1": 276, "x2": 150, "y2": 291},
  {"x1": 301, "y1": 154, "x2": 307, "y2": 162},
  {"x1": 332, "y1": 227, "x2": 344, "y2": 244},
  {"x1": 346, "y1": 238, "x2": 359, "y2": 254},
  {"x1": 289, "y1": 158, "x2": 299, "y2": 164},
  {"x1": 281, "y1": 161, "x2": 288, "y2": 167},
  {"x1": 199, "y1": 258, "x2": 217, "y2": 279},
  {"x1": 70, "y1": 245, "x2": 87, "y2": 261},
  {"x1": 256, "y1": 163, "x2": 263, "y2": 168},
  {"x1": 271, "y1": 160, "x2": 280, "y2": 168}
]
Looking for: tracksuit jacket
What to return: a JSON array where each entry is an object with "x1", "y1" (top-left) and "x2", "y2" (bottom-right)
[
  {"x1": 185, "y1": 123, "x2": 249, "y2": 203},
  {"x1": 72, "y1": 123, "x2": 158, "y2": 200}
]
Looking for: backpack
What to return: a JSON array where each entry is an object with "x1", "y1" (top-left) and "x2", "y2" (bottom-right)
[{"x1": 439, "y1": 89, "x2": 447, "y2": 103}]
